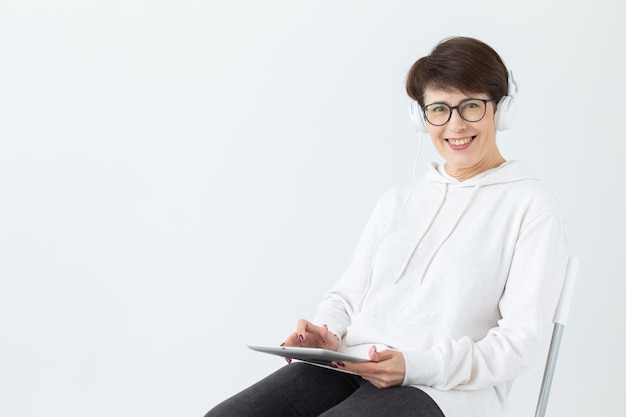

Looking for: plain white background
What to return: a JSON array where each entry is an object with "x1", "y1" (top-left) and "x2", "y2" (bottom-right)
[{"x1": 1, "y1": 1, "x2": 624, "y2": 416}]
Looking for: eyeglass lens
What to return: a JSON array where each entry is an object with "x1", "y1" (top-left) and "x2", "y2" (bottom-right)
[{"x1": 423, "y1": 99, "x2": 487, "y2": 126}]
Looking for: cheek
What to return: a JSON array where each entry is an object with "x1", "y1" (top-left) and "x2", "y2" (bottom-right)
[
  {"x1": 483, "y1": 111, "x2": 497, "y2": 131},
  {"x1": 428, "y1": 130, "x2": 449, "y2": 157}
]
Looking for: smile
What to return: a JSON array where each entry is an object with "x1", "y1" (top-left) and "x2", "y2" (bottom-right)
[
  {"x1": 446, "y1": 136, "x2": 476, "y2": 150},
  {"x1": 446, "y1": 136, "x2": 475, "y2": 146}
]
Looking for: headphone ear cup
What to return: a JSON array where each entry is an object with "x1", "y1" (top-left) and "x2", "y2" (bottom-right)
[
  {"x1": 495, "y1": 95, "x2": 517, "y2": 131},
  {"x1": 409, "y1": 100, "x2": 428, "y2": 134}
]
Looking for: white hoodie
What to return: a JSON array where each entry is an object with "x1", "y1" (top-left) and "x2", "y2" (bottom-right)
[{"x1": 313, "y1": 160, "x2": 569, "y2": 417}]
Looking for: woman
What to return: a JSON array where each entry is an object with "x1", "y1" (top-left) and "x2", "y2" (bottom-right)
[{"x1": 205, "y1": 36, "x2": 569, "y2": 417}]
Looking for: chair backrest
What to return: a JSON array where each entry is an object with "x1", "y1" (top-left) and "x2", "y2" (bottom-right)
[{"x1": 534, "y1": 256, "x2": 579, "y2": 417}]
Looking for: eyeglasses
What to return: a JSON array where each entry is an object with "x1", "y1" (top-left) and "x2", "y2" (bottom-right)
[{"x1": 421, "y1": 98, "x2": 495, "y2": 126}]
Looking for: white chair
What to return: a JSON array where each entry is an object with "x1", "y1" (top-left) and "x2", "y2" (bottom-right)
[{"x1": 534, "y1": 256, "x2": 579, "y2": 417}]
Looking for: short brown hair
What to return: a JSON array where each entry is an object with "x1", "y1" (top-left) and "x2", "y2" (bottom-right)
[{"x1": 406, "y1": 37, "x2": 509, "y2": 106}]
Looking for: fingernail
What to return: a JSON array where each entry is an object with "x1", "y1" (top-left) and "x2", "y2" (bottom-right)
[
  {"x1": 337, "y1": 361, "x2": 345, "y2": 367},
  {"x1": 299, "y1": 335, "x2": 303, "y2": 342}
]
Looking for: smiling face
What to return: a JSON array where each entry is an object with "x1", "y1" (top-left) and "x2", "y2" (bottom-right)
[{"x1": 423, "y1": 88, "x2": 505, "y2": 181}]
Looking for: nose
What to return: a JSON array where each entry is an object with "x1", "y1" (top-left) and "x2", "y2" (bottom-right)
[{"x1": 447, "y1": 107, "x2": 468, "y2": 131}]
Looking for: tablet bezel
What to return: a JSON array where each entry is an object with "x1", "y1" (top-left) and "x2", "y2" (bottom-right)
[{"x1": 247, "y1": 345, "x2": 370, "y2": 365}]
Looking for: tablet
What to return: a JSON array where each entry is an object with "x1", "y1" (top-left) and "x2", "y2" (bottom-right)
[{"x1": 247, "y1": 345, "x2": 370, "y2": 365}]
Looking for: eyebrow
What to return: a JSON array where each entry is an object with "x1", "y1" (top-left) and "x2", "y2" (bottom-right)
[{"x1": 424, "y1": 97, "x2": 490, "y2": 105}]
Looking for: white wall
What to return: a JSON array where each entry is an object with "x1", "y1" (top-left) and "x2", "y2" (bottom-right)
[{"x1": 1, "y1": 1, "x2": 624, "y2": 416}]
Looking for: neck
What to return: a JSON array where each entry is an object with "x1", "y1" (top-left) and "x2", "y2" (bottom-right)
[{"x1": 445, "y1": 154, "x2": 506, "y2": 181}]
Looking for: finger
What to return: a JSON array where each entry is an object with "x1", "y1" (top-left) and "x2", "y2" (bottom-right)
[
  {"x1": 339, "y1": 351, "x2": 393, "y2": 376},
  {"x1": 278, "y1": 341, "x2": 295, "y2": 364},
  {"x1": 297, "y1": 320, "x2": 328, "y2": 346},
  {"x1": 369, "y1": 347, "x2": 396, "y2": 363},
  {"x1": 334, "y1": 358, "x2": 374, "y2": 374},
  {"x1": 335, "y1": 362, "x2": 375, "y2": 382},
  {"x1": 368, "y1": 345, "x2": 379, "y2": 361},
  {"x1": 320, "y1": 324, "x2": 329, "y2": 339},
  {"x1": 282, "y1": 332, "x2": 300, "y2": 347},
  {"x1": 296, "y1": 319, "x2": 314, "y2": 343}
]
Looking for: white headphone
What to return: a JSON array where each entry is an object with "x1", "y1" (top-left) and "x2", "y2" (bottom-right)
[{"x1": 409, "y1": 70, "x2": 518, "y2": 133}]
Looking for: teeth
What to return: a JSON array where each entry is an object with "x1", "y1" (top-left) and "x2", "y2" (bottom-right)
[{"x1": 449, "y1": 137, "x2": 472, "y2": 146}]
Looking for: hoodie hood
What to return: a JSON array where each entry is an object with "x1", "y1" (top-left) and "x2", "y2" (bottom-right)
[
  {"x1": 394, "y1": 160, "x2": 538, "y2": 284},
  {"x1": 425, "y1": 159, "x2": 538, "y2": 187}
]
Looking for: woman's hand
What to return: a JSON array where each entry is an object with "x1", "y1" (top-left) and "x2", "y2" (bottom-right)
[
  {"x1": 336, "y1": 346, "x2": 406, "y2": 389},
  {"x1": 282, "y1": 319, "x2": 339, "y2": 351}
]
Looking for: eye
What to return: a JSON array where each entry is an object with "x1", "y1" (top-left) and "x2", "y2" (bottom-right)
[
  {"x1": 429, "y1": 104, "x2": 447, "y2": 113},
  {"x1": 462, "y1": 101, "x2": 481, "y2": 110}
]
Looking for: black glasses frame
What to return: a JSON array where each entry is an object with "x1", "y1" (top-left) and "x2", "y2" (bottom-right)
[{"x1": 421, "y1": 98, "x2": 495, "y2": 126}]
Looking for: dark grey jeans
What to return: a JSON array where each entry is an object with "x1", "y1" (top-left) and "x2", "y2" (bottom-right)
[{"x1": 204, "y1": 362, "x2": 445, "y2": 417}]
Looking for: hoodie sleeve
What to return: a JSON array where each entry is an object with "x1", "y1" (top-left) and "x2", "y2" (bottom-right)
[
  {"x1": 402, "y1": 208, "x2": 569, "y2": 390},
  {"x1": 313, "y1": 187, "x2": 404, "y2": 342}
]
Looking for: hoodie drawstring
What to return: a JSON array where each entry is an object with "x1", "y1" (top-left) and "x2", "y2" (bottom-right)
[
  {"x1": 394, "y1": 182, "x2": 448, "y2": 283},
  {"x1": 395, "y1": 184, "x2": 482, "y2": 284}
]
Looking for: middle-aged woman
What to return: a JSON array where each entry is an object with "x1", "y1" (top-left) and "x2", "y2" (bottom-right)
[{"x1": 204, "y1": 36, "x2": 569, "y2": 417}]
